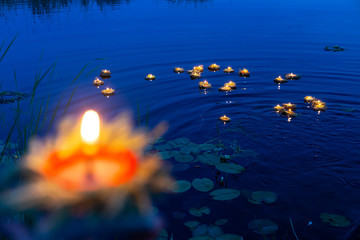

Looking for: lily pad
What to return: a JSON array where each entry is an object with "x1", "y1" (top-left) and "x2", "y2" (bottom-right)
[
  {"x1": 196, "y1": 153, "x2": 219, "y2": 165},
  {"x1": 174, "y1": 153, "x2": 194, "y2": 162},
  {"x1": 185, "y1": 221, "x2": 200, "y2": 230},
  {"x1": 192, "y1": 178, "x2": 214, "y2": 192},
  {"x1": 189, "y1": 206, "x2": 211, "y2": 217},
  {"x1": 199, "y1": 143, "x2": 216, "y2": 151},
  {"x1": 320, "y1": 213, "x2": 351, "y2": 227},
  {"x1": 192, "y1": 224, "x2": 209, "y2": 237},
  {"x1": 159, "y1": 151, "x2": 176, "y2": 160},
  {"x1": 215, "y1": 162, "x2": 245, "y2": 174},
  {"x1": 180, "y1": 142, "x2": 201, "y2": 154},
  {"x1": 248, "y1": 219, "x2": 278, "y2": 235},
  {"x1": 248, "y1": 191, "x2": 277, "y2": 205},
  {"x1": 215, "y1": 219, "x2": 228, "y2": 226},
  {"x1": 210, "y1": 189, "x2": 240, "y2": 201},
  {"x1": 154, "y1": 143, "x2": 173, "y2": 151},
  {"x1": 208, "y1": 225, "x2": 223, "y2": 238},
  {"x1": 215, "y1": 234, "x2": 243, "y2": 240},
  {"x1": 169, "y1": 180, "x2": 191, "y2": 193},
  {"x1": 168, "y1": 137, "x2": 190, "y2": 147},
  {"x1": 0, "y1": 91, "x2": 29, "y2": 104}
]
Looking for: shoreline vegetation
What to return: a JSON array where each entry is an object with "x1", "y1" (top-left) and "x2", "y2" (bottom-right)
[{"x1": 0, "y1": 36, "x2": 98, "y2": 163}]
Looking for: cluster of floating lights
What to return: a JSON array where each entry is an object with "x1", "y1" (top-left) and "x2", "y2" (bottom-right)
[
  {"x1": 304, "y1": 96, "x2": 327, "y2": 111},
  {"x1": 273, "y1": 103, "x2": 297, "y2": 118},
  {"x1": 274, "y1": 73, "x2": 301, "y2": 87},
  {"x1": 95, "y1": 65, "x2": 327, "y2": 123},
  {"x1": 92, "y1": 70, "x2": 116, "y2": 98},
  {"x1": 173, "y1": 63, "x2": 251, "y2": 123}
]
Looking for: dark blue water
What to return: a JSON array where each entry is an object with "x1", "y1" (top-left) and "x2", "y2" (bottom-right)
[{"x1": 1, "y1": 0, "x2": 360, "y2": 239}]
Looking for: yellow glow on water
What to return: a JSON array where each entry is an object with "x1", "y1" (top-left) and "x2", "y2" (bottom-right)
[{"x1": 81, "y1": 110, "x2": 100, "y2": 144}]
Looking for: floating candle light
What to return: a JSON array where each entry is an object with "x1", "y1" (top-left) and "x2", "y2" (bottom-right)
[
  {"x1": 208, "y1": 63, "x2": 220, "y2": 71},
  {"x1": 173, "y1": 67, "x2": 185, "y2": 74},
  {"x1": 100, "y1": 69, "x2": 111, "y2": 79},
  {"x1": 219, "y1": 115, "x2": 231, "y2": 123},
  {"x1": 281, "y1": 109, "x2": 296, "y2": 118},
  {"x1": 282, "y1": 102, "x2": 296, "y2": 111},
  {"x1": 227, "y1": 81, "x2": 236, "y2": 89},
  {"x1": 193, "y1": 65, "x2": 204, "y2": 73},
  {"x1": 145, "y1": 74, "x2": 156, "y2": 81},
  {"x1": 313, "y1": 103, "x2": 327, "y2": 111},
  {"x1": 273, "y1": 104, "x2": 283, "y2": 112},
  {"x1": 2, "y1": 110, "x2": 170, "y2": 213},
  {"x1": 239, "y1": 68, "x2": 250, "y2": 77},
  {"x1": 312, "y1": 100, "x2": 327, "y2": 111},
  {"x1": 223, "y1": 66, "x2": 234, "y2": 73},
  {"x1": 92, "y1": 78, "x2": 104, "y2": 88},
  {"x1": 218, "y1": 84, "x2": 232, "y2": 92},
  {"x1": 304, "y1": 96, "x2": 315, "y2": 103},
  {"x1": 190, "y1": 72, "x2": 201, "y2": 80},
  {"x1": 285, "y1": 73, "x2": 301, "y2": 80},
  {"x1": 311, "y1": 99, "x2": 323, "y2": 106},
  {"x1": 101, "y1": 88, "x2": 116, "y2": 98},
  {"x1": 273, "y1": 76, "x2": 288, "y2": 84},
  {"x1": 199, "y1": 80, "x2": 212, "y2": 89}
]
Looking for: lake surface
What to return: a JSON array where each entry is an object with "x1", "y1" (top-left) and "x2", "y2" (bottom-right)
[{"x1": 1, "y1": 0, "x2": 360, "y2": 239}]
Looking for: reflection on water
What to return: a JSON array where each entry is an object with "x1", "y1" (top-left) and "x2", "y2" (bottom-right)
[
  {"x1": 1, "y1": 0, "x2": 360, "y2": 239},
  {"x1": 0, "y1": 0, "x2": 131, "y2": 15}
]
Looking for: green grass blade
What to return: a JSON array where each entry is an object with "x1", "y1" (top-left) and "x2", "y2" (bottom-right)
[
  {"x1": 0, "y1": 34, "x2": 18, "y2": 63},
  {"x1": 0, "y1": 112, "x2": 20, "y2": 161},
  {"x1": 48, "y1": 96, "x2": 63, "y2": 131},
  {"x1": 84, "y1": 64, "x2": 101, "y2": 77},
  {"x1": 62, "y1": 85, "x2": 78, "y2": 118},
  {"x1": 14, "y1": 67, "x2": 17, "y2": 89},
  {"x1": 71, "y1": 63, "x2": 88, "y2": 85}
]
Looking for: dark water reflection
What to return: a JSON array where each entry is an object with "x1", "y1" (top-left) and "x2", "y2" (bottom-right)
[{"x1": 1, "y1": 0, "x2": 360, "y2": 239}]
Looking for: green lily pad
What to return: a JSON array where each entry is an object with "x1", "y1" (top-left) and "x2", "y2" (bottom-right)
[
  {"x1": 174, "y1": 153, "x2": 194, "y2": 162},
  {"x1": 320, "y1": 213, "x2": 351, "y2": 227},
  {"x1": 192, "y1": 178, "x2": 214, "y2": 192},
  {"x1": 168, "y1": 137, "x2": 190, "y2": 147},
  {"x1": 215, "y1": 234, "x2": 243, "y2": 240},
  {"x1": 215, "y1": 219, "x2": 228, "y2": 226},
  {"x1": 199, "y1": 143, "x2": 216, "y2": 151},
  {"x1": 215, "y1": 162, "x2": 245, "y2": 174},
  {"x1": 210, "y1": 189, "x2": 240, "y2": 201},
  {"x1": 184, "y1": 221, "x2": 200, "y2": 230},
  {"x1": 208, "y1": 225, "x2": 223, "y2": 238},
  {"x1": 0, "y1": 91, "x2": 29, "y2": 104},
  {"x1": 196, "y1": 153, "x2": 219, "y2": 165},
  {"x1": 169, "y1": 180, "x2": 191, "y2": 193},
  {"x1": 189, "y1": 206, "x2": 211, "y2": 217},
  {"x1": 248, "y1": 191, "x2": 277, "y2": 204},
  {"x1": 248, "y1": 219, "x2": 278, "y2": 235},
  {"x1": 154, "y1": 143, "x2": 173, "y2": 151},
  {"x1": 159, "y1": 151, "x2": 177, "y2": 160},
  {"x1": 192, "y1": 224, "x2": 209, "y2": 237},
  {"x1": 180, "y1": 142, "x2": 201, "y2": 154}
]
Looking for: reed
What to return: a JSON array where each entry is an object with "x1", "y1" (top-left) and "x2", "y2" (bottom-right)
[{"x1": 0, "y1": 36, "x2": 90, "y2": 162}]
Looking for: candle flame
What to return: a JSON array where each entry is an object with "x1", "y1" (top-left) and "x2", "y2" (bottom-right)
[{"x1": 81, "y1": 110, "x2": 100, "y2": 144}]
